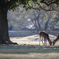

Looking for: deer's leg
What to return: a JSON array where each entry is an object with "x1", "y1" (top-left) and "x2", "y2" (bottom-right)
[
  {"x1": 45, "y1": 40, "x2": 47, "y2": 46},
  {"x1": 44, "y1": 39, "x2": 47, "y2": 46},
  {"x1": 42, "y1": 38, "x2": 44, "y2": 46},
  {"x1": 39, "y1": 36, "x2": 41, "y2": 46},
  {"x1": 39, "y1": 40, "x2": 40, "y2": 45},
  {"x1": 44, "y1": 39, "x2": 45, "y2": 46}
]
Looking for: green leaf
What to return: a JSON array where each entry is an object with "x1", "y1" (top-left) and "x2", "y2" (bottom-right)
[
  {"x1": 25, "y1": 7, "x2": 29, "y2": 11},
  {"x1": 8, "y1": 0, "x2": 10, "y2": 1}
]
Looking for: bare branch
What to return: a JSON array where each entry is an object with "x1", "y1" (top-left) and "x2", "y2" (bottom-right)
[{"x1": 34, "y1": 2, "x2": 59, "y2": 11}]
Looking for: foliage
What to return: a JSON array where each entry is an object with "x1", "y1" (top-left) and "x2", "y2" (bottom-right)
[
  {"x1": 41, "y1": 0, "x2": 59, "y2": 6},
  {"x1": 1, "y1": 0, "x2": 59, "y2": 11}
]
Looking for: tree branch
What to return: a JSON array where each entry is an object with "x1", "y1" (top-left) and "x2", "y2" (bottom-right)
[
  {"x1": 27, "y1": 3, "x2": 40, "y2": 11},
  {"x1": 5, "y1": 0, "x2": 17, "y2": 10},
  {"x1": 34, "y1": 2, "x2": 59, "y2": 11},
  {"x1": 40, "y1": 0, "x2": 57, "y2": 6}
]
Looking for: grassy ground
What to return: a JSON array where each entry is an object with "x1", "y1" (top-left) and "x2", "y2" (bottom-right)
[
  {"x1": 10, "y1": 34, "x2": 58, "y2": 45},
  {"x1": 0, "y1": 34, "x2": 59, "y2": 59},
  {"x1": 0, "y1": 45, "x2": 59, "y2": 59}
]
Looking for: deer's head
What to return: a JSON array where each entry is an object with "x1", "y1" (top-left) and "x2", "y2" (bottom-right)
[{"x1": 49, "y1": 41, "x2": 52, "y2": 46}]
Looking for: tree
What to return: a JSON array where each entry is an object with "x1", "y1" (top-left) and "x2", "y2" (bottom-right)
[
  {"x1": 31, "y1": 11, "x2": 41, "y2": 33},
  {"x1": 0, "y1": 0, "x2": 59, "y2": 44},
  {"x1": 44, "y1": 12, "x2": 51, "y2": 31}
]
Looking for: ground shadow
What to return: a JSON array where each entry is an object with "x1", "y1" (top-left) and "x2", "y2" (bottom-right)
[{"x1": 0, "y1": 45, "x2": 59, "y2": 54}]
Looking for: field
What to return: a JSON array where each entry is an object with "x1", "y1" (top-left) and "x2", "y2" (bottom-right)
[
  {"x1": 0, "y1": 34, "x2": 59, "y2": 59},
  {"x1": 10, "y1": 34, "x2": 58, "y2": 45}
]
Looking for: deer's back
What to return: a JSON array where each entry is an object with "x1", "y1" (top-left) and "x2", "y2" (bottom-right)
[{"x1": 39, "y1": 31, "x2": 49, "y2": 39}]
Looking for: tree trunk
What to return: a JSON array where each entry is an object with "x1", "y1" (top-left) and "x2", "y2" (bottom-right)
[
  {"x1": 44, "y1": 19, "x2": 49, "y2": 31},
  {"x1": 34, "y1": 20, "x2": 39, "y2": 33},
  {"x1": 44, "y1": 14, "x2": 51, "y2": 31},
  {"x1": 37, "y1": 19, "x2": 41, "y2": 31},
  {"x1": 0, "y1": 9, "x2": 17, "y2": 44}
]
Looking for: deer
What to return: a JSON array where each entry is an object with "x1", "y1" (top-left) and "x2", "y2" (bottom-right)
[
  {"x1": 53, "y1": 35, "x2": 59, "y2": 46},
  {"x1": 39, "y1": 31, "x2": 52, "y2": 46}
]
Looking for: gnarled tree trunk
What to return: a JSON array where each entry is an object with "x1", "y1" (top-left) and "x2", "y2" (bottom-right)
[{"x1": 0, "y1": 8, "x2": 17, "y2": 44}]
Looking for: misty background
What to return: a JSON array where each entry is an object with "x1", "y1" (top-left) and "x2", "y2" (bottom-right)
[{"x1": 7, "y1": 5, "x2": 59, "y2": 37}]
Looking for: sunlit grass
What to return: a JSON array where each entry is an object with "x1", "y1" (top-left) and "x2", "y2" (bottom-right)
[{"x1": 9, "y1": 34, "x2": 59, "y2": 47}]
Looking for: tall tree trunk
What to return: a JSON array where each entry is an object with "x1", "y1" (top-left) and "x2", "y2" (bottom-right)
[
  {"x1": 0, "y1": 9, "x2": 17, "y2": 44},
  {"x1": 34, "y1": 20, "x2": 39, "y2": 33},
  {"x1": 37, "y1": 19, "x2": 41, "y2": 31},
  {"x1": 44, "y1": 19, "x2": 49, "y2": 31},
  {"x1": 44, "y1": 14, "x2": 51, "y2": 31}
]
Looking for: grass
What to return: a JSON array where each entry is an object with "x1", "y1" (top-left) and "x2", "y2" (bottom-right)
[
  {"x1": 0, "y1": 34, "x2": 58, "y2": 54},
  {"x1": 0, "y1": 34, "x2": 59, "y2": 59},
  {"x1": 0, "y1": 45, "x2": 59, "y2": 59},
  {"x1": 0, "y1": 45, "x2": 59, "y2": 54}
]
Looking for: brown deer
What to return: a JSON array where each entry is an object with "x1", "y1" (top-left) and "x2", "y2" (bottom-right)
[
  {"x1": 39, "y1": 31, "x2": 52, "y2": 46},
  {"x1": 53, "y1": 35, "x2": 59, "y2": 46}
]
